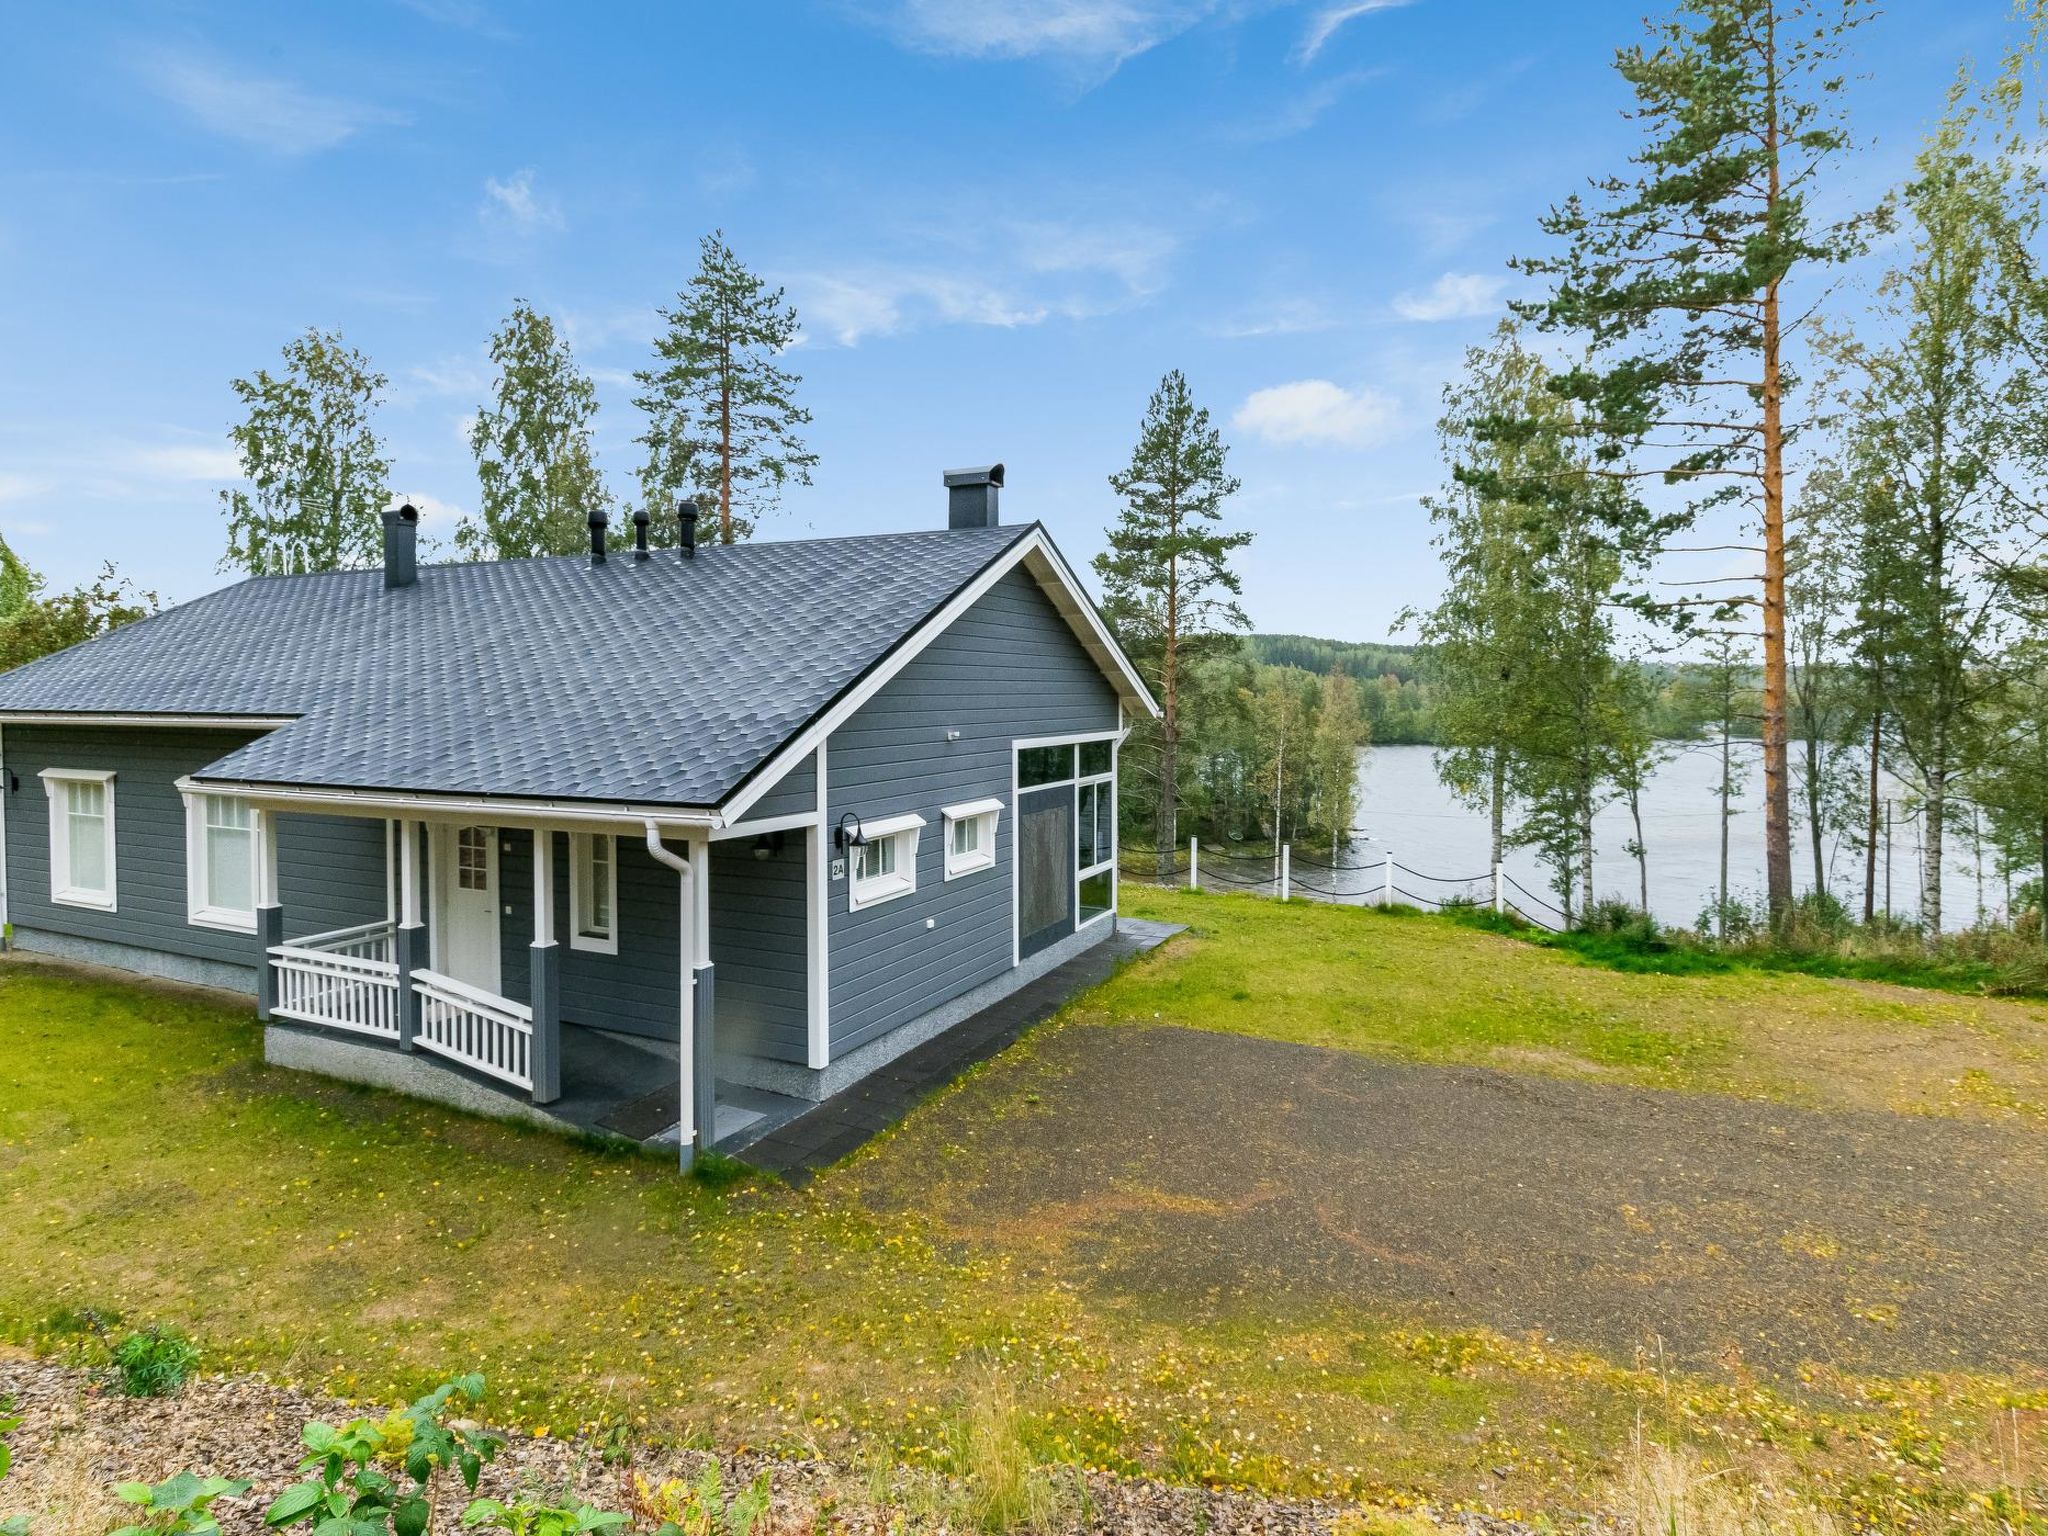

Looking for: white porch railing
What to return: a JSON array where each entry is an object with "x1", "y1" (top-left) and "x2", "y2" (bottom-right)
[
  {"x1": 412, "y1": 967, "x2": 534, "y2": 1091},
  {"x1": 269, "y1": 921, "x2": 400, "y2": 1039}
]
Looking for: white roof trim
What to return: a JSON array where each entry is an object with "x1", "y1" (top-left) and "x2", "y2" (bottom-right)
[
  {"x1": 0, "y1": 712, "x2": 297, "y2": 729},
  {"x1": 722, "y1": 525, "x2": 1159, "y2": 823},
  {"x1": 941, "y1": 797, "x2": 1005, "y2": 820},
  {"x1": 857, "y1": 810, "x2": 926, "y2": 839},
  {"x1": 178, "y1": 775, "x2": 720, "y2": 831}
]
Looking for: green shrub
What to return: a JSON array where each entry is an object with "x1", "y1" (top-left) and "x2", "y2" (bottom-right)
[
  {"x1": 109, "y1": 1327, "x2": 200, "y2": 1398},
  {"x1": 110, "y1": 1472, "x2": 252, "y2": 1536}
]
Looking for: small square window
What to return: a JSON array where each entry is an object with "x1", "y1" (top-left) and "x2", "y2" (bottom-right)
[
  {"x1": 941, "y1": 798, "x2": 1002, "y2": 880},
  {"x1": 848, "y1": 812, "x2": 924, "y2": 910}
]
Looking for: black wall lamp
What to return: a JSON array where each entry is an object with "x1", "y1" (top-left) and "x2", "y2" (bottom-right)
[
  {"x1": 833, "y1": 811, "x2": 866, "y2": 854},
  {"x1": 750, "y1": 830, "x2": 787, "y2": 861}
]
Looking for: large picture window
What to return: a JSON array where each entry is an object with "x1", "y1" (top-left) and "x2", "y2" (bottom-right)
[
  {"x1": 41, "y1": 769, "x2": 117, "y2": 911},
  {"x1": 185, "y1": 791, "x2": 256, "y2": 931},
  {"x1": 570, "y1": 832, "x2": 618, "y2": 954}
]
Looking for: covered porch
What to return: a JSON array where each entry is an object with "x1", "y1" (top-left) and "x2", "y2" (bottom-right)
[{"x1": 229, "y1": 793, "x2": 826, "y2": 1162}]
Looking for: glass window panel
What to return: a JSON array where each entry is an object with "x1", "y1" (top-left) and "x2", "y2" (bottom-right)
[
  {"x1": 1076, "y1": 783, "x2": 1098, "y2": 869},
  {"x1": 858, "y1": 835, "x2": 896, "y2": 882},
  {"x1": 952, "y1": 817, "x2": 979, "y2": 856},
  {"x1": 458, "y1": 827, "x2": 489, "y2": 891},
  {"x1": 1079, "y1": 869, "x2": 1113, "y2": 922},
  {"x1": 67, "y1": 780, "x2": 103, "y2": 818},
  {"x1": 1018, "y1": 745, "x2": 1074, "y2": 788},
  {"x1": 207, "y1": 823, "x2": 253, "y2": 913},
  {"x1": 1079, "y1": 739, "x2": 1113, "y2": 776},
  {"x1": 70, "y1": 807, "x2": 107, "y2": 891},
  {"x1": 589, "y1": 838, "x2": 611, "y2": 932}
]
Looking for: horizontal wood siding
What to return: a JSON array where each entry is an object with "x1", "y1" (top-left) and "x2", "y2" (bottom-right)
[
  {"x1": 825, "y1": 567, "x2": 1119, "y2": 1056},
  {"x1": 496, "y1": 829, "x2": 685, "y2": 1041},
  {"x1": 2, "y1": 724, "x2": 384, "y2": 968},
  {"x1": 709, "y1": 836, "x2": 808, "y2": 1063},
  {"x1": 737, "y1": 751, "x2": 816, "y2": 822}
]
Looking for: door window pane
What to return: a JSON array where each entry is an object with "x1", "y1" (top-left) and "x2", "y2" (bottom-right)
[
  {"x1": 458, "y1": 827, "x2": 490, "y2": 891},
  {"x1": 1018, "y1": 745, "x2": 1074, "y2": 788}
]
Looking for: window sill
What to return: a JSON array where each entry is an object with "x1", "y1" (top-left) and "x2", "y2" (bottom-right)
[
  {"x1": 849, "y1": 874, "x2": 916, "y2": 911},
  {"x1": 570, "y1": 930, "x2": 619, "y2": 956},
  {"x1": 189, "y1": 906, "x2": 256, "y2": 934},
  {"x1": 53, "y1": 888, "x2": 117, "y2": 913},
  {"x1": 945, "y1": 852, "x2": 996, "y2": 880}
]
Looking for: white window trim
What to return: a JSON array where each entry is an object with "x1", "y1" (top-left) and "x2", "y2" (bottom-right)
[
  {"x1": 849, "y1": 811, "x2": 925, "y2": 911},
  {"x1": 182, "y1": 790, "x2": 258, "y2": 934},
  {"x1": 39, "y1": 768, "x2": 117, "y2": 912},
  {"x1": 569, "y1": 831, "x2": 619, "y2": 955},
  {"x1": 941, "y1": 797, "x2": 1003, "y2": 880}
]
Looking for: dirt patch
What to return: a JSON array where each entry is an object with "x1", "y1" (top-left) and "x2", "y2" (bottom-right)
[{"x1": 859, "y1": 1023, "x2": 2048, "y2": 1379}]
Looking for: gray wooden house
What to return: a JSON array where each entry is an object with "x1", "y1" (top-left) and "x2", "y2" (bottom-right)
[{"x1": 0, "y1": 468, "x2": 1156, "y2": 1159}]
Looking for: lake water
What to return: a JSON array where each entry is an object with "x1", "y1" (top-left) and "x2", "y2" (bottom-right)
[{"x1": 1195, "y1": 742, "x2": 2005, "y2": 932}]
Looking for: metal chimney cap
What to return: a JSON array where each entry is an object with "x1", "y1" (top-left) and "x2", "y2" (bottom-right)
[{"x1": 942, "y1": 463, "x2": 1004, "y2": 489}]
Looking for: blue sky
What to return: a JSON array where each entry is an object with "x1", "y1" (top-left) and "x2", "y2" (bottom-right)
[{"x1": 0, "y1": 0, "x2": 2016, "y2": 642}]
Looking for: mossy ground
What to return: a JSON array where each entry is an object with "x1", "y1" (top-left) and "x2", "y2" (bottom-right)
[{"x1": 5, "y1": 895, "x2": 2048, "y2": 1529}]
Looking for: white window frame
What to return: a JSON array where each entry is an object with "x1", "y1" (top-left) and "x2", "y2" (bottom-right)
[
  {"x1": 848, "y1": 811, "x2": 924, "y2": 911},
  {"x1": 941, "y1": 797, "x2": 1003, "y2": 880},
  {"x1": 569, "y1": 831, "x2": 619, "y2": 954},
  {"x1": 39, "y1": 768, "x2": 117, "y2": 912},
  {"x1": 1076, "y1": 748, "x2": 1117, "y2": 931},
  {"x1": 183, "y1": 790, "x2": 258, "y2": 933}
]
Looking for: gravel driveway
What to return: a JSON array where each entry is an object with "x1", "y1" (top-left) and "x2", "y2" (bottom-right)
[{"x1": 868, "y1": 1023, "x2": 2048, "y2": 1377}]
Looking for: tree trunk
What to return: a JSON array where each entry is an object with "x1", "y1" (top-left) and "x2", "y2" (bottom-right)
[
  {"x1": 718, "y1": 337, "x2": 734, "y2": 542},
  {"x1": 1758, "y1": 10, "x2": 1794, "y2": 928},
  {"x1": 1629, "y1": 786, "x2": 1648, "y2": 913},
  {"x1": 1156, "y1": 548, "x2": 1180, "y2": 883},
  {"x1": 1921, "y1": 760, "x2": 1945, "y2": 942},
  {"x1": 1577, "y1": 779, "x2": 1595, "y2": 923},
  {"x1": 1488, "y1": 749, "x2": 1506, "y2": 868},
  {"x1": 2038, "y1": 813, "x2": 2046, "y2": 950},
  {"x1": 1718, "y1": 721, "x2": 1733, "y2": 939},
  {"x1": 1155, "y1": 725, "x2": 1178, "y2": 882},
  {"x1": 1863, "y1": 710, "x2": 1882, "y2": 925}
]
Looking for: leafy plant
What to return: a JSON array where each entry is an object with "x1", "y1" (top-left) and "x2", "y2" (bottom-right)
[
  {"x1": 109, "y1": 1326, "x2": 201, "y2": 1398},
  {"x1": 0, "y1": 1397, "x2": 23, "y2": 1536},
  {"x1": 461, "y1": 1496, "x2": 627, "y2": 1536},
  {"x1": 629, "y1": 1464, "x2": 771, "y2": 1536},
  {"x1": 265, "y1": 1375, "x2": 500, "y2": 1536},
  {"x1": 110, "y1": 1473, "x2": 253, "y2": 1536}
]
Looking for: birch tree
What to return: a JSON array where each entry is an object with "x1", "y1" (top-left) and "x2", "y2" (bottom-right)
[{"x1": 220, "y1": 328, "x2": 392, "y2": 575}]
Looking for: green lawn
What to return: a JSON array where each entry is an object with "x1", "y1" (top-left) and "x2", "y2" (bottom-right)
[{"x1": 4, "y1": 903, "x2": 2046, "y2": 1529}]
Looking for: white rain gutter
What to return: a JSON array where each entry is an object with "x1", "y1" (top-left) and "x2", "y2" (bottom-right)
[
  {"x1": 644, "y1": 820, "x2": 699, "y2": 1172},
  {"x1": 179, "y1": 775, "x2": 721, "y2": 832}
]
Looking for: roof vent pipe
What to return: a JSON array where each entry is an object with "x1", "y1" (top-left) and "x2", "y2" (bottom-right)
[
  {"x1": 382, "y1": 502, "x2": 420, "y2": 589},
  {"x1": 943, "y1": 463, "x2": 1003, "y2": 529},
  {"x1": 588, "y1": 506, "x2": 609, "y2": 566},
  {"x1": 678, "y1": 500, "x2": 699, "y2": 559},
  {"x1": 632, "y1": 505, "x2": 651, "y2": 561}
]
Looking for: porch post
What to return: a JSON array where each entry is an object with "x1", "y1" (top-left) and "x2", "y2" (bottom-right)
[
  {"x1": 394, "y1": 819, "x2": 423, "y2": 1051},
  {"x1": 529, "y1": 828, "x2": 562, "y2": 1104},
  {"x1": 254, "y1": 806, "x2": 282, "y2": 1022}
]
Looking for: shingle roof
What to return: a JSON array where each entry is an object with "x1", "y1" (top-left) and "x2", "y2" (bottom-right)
[{"x1": 0, "y1": 523, "x2": 1032, "y2": 807}]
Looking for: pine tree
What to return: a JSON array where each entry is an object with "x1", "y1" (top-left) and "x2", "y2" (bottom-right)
[
  {"x1": 459, "y1": 301, "x2": 610, "y2": 561},
  {"x1": 220, "y1": 328, "x2": 392, "y2": 575},
  {"x1": 1094, "y1": 370, "x2": 1250, "y2": 879},
  {"x1": 634, "y1": 232, "x2": 815, "y2": 544},
  {"x1": 1512, "y1": 0, "x2": 1880, "y2": 926}
]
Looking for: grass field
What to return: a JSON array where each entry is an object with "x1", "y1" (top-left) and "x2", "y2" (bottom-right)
[{"x1": 4, "y1": 893, "x2": 2048, "y2": 1530}]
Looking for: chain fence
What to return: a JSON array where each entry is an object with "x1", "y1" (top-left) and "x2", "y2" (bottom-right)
[{"x1": 1120, "y1": 839, "x2": 1566, "y2": 932}]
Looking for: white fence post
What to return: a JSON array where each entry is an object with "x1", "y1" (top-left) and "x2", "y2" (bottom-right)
[
  {"x1": 1383, "y1": 850, "x2": 1395, "y2": 907},
  {"x1": 1280, "y1": 843, "x2": 1291, "y2": 902},
  {"x1": 1493, "y1": 860, "x2": 1504, "y2": 915},
  {"x1": 1189, "y1": 836, "x2": 1199, "y2": 890}
]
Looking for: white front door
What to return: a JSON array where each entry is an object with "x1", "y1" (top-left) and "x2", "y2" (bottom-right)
[{"x1": 441, "y1": 824, "x2": 501, "y2": 993}]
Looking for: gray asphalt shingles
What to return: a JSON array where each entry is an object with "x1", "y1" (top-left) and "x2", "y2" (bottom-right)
[{"x1": 0, "y1": 524, "x2": 1027, "y2": 806}]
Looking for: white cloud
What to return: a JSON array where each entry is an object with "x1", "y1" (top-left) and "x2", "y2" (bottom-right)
[
  {"x1": 1233, "y1": 379, "x2": 1398, "y2": 448},
  {"x1": 792, "y1": 217, "x2": 1176, "y2": 345},
  {"x1": 858, "y1": 0, "x2": 1223, "y2": 68},
  {"x1": 480, "y1": 168, "x2": 564, "y2": 234},
  {"x1": 0, "y1": 473, "x2": 45, "y2": 505},
  {"x1": 1206, "y1": 297, "x2": 1342, "y2": 338},
  {"x1": 1295, "y1": 0, "x2": 1411, "y2": 63},
  {"x1": 139, "y1": 47, "x2": 408, "y2": 154},
  {"x1": 1390, "y1": 271, "x2": 1506, "y2": 321},
  {"x1": 1228, "y1": 69, "x2": 1379, "y2": 142}
]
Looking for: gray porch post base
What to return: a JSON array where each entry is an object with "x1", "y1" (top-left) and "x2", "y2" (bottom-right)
[
  {"x1": 394, "y1": 922, "x2": 424, "y2": 1051},
  {"x1": 530, "y1": 941, "x2": 562, "y2": 1105},
  {"x1": 693, "y1": 961, "x2": 716, "y2": 1154},
  {"x1": 254, "y1": 904, "x2": 284, "y2": 1021}
]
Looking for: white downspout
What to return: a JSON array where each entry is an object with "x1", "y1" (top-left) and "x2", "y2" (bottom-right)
[{"x1": 644, "y1": 821, "x2": 697, "y2": 1170}]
